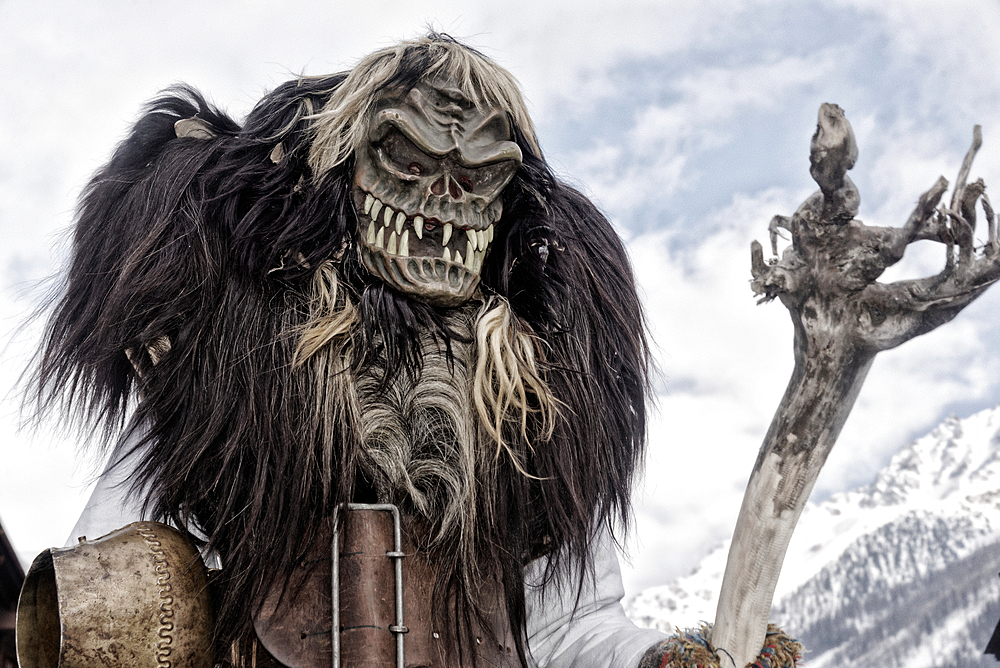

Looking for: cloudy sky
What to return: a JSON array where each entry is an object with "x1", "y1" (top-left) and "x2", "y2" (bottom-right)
[{"x1": 2, "y1": 0, "x2": 1000, "y2": 599}]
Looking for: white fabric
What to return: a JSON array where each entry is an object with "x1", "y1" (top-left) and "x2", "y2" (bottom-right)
[
  {"x1": 67, "y1": 426, "x2": 151, "y2": 545},
  {"x1": 524, "y1": 533, "x2": 666, "y2": 668},
  {"x1": 70, "y1": 429, "x2": 667, "y2": 668}
]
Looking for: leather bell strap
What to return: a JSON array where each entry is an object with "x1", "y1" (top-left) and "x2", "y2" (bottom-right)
[{"x1": 253, "y1": 508, "x2": 519, "y2": 668}]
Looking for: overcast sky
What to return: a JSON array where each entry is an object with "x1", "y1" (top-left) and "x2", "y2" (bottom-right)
[{"x1": 3, "y1": 0, "x2": 1000, "y2": 599}]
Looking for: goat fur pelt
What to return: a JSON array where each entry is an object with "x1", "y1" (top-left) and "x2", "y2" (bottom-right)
[{"x1": 31, "y1": 35, "x2": 650, "y2": 665}]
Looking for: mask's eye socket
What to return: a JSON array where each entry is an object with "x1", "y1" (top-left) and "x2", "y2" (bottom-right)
[
  {"x1": 375, "y1": 125, "x2": 520, "y2": 197},
  {"x1": 378, "y1": 128, "x2": 440, "y2": 179},
  {"x1": 453, "y1": 160, "x2": 520, "y2": 197}
]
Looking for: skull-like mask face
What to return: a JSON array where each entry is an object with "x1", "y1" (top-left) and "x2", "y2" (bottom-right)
[{"x1": 353, "y1": 79, "x2": 523, "y2": 306}]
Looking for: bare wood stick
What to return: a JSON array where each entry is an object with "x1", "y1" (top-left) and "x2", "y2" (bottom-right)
[
  {"x1": 712, "y1": 106, "x2": 1000, "y2": 668},
  {"x1": 982, "y1": 192, "x2": 997, "y2": 253},
  {"x1": 713, "y1": 347, "x2": 873, "y2": 667},
  {"x1": 949, "y1": 125, "x2": 983, "y2": 212}
]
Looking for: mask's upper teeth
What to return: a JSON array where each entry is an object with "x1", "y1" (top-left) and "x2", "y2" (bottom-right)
[
  {"x1": 370, "y1": 199, "x2": 383, "y2": 222},
  {"x1": 364, "y1": 193, "x2": 374, "y2": 215},
  {"x1": 443, "y1": 247, "x2": 452, "y2": 262},
  {"x1": 399, "y1": 229, "x2": 409, "y2": 257},
  {"x1": 395, "y1": 211, "x2": 405, "y2": 235},
  {"x1": 366, "y1": 222, "x2": 376, "y2": 245},
  {"x1": 442, "y1": 222, "x2": 453, "y2": 247},
  {"x1": 477, "y1": 229, "x2": 486, "y2": 249},
  {"x1": 487, "y1": 224, "x2": 494, "y2": 243},
  {"x1": 375, "y1": 226, "x2": 385, "y2": 249},
  {"x1": 414, "y1": 216, "x2": 424, "y2": 240},
  {"x1": 383, "y1": 205, "x2": 394, "y2": 227},
  {"x1": 388, "y1": 231, "x2": 397, "y2": 255},
  {"x1": 466, "y1": 228, "x2": 478, "y2": 251}
]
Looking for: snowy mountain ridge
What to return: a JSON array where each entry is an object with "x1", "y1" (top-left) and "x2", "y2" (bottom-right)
[{"x1": 626, "y1": 405, "x2": 1000, "y2": 666}]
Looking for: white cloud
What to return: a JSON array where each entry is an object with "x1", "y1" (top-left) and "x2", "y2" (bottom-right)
[
  {"x1": 622, "y1": 193, "x2": 800, "y2": 592},
  {"x1": 556, "y1": 50, "x2": 843, "y2": 226},
  {"x1": 476, "y1": 0, "x2": 761, "y2": 113}
]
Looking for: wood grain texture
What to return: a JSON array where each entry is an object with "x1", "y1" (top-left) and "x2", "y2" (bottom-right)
[{"x1": 711, "y1": 106, "x2": 1000, "y2": 668}]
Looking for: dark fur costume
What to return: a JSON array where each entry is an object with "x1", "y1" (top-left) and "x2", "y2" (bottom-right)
[{"x1": 32, "y1": 36, "x2": 649, "y2": 665}]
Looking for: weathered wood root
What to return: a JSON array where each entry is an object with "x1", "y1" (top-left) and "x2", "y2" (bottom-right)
[{"x1": 711, "y1": 106, "x2": 1000, "y2": 668}]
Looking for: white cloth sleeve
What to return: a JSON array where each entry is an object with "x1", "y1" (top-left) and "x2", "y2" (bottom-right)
[
  {"x1": 65, "y1": 424, "x2": 151, "y2": 546},
  {"x1": 524, "y1": 531, "x2": 667, "y2": 668}
]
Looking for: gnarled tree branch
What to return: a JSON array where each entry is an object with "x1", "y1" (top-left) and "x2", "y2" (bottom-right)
[{"x1": 712, "y1": 106, "x2": 999, "y2": 668}]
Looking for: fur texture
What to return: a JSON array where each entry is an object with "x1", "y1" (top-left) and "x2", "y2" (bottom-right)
[{"x1": 31, "y1": 34, "x2": 650, "y2": 666}]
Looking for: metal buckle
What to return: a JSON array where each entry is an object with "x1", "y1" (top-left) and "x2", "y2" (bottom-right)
[{"x1": 331, "y1": 503, "x2": 408, "y2": 668}]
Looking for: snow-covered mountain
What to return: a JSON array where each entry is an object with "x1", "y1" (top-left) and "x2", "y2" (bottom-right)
[{"x1": 625, "y1": 405, "x2": 1000, "y2": 667}]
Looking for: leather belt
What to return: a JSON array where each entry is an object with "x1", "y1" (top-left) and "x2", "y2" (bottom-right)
[
  {"x1": 333, "y1": 504, "x2": 407, "y2": 668},
  {"x1": 253, "y1": 505, "x2": 519, "y2": 668}
]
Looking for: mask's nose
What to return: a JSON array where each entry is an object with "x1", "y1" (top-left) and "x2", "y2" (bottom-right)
[{"x1": 430, "y1": 174, "x2": 464, "y2": 199}]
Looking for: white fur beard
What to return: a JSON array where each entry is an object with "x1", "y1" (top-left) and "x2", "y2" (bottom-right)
[
  {"x1": 296, "y1": 265, "x2": 554, "y2": 568},
  {"x1": 355, "y1": 305, "x2": 487, "y2": 549}
]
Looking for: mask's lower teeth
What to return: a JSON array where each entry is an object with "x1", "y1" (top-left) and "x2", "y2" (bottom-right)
[{"x1": 363, "y1": 194, "x2": 494, "y2": 267}]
